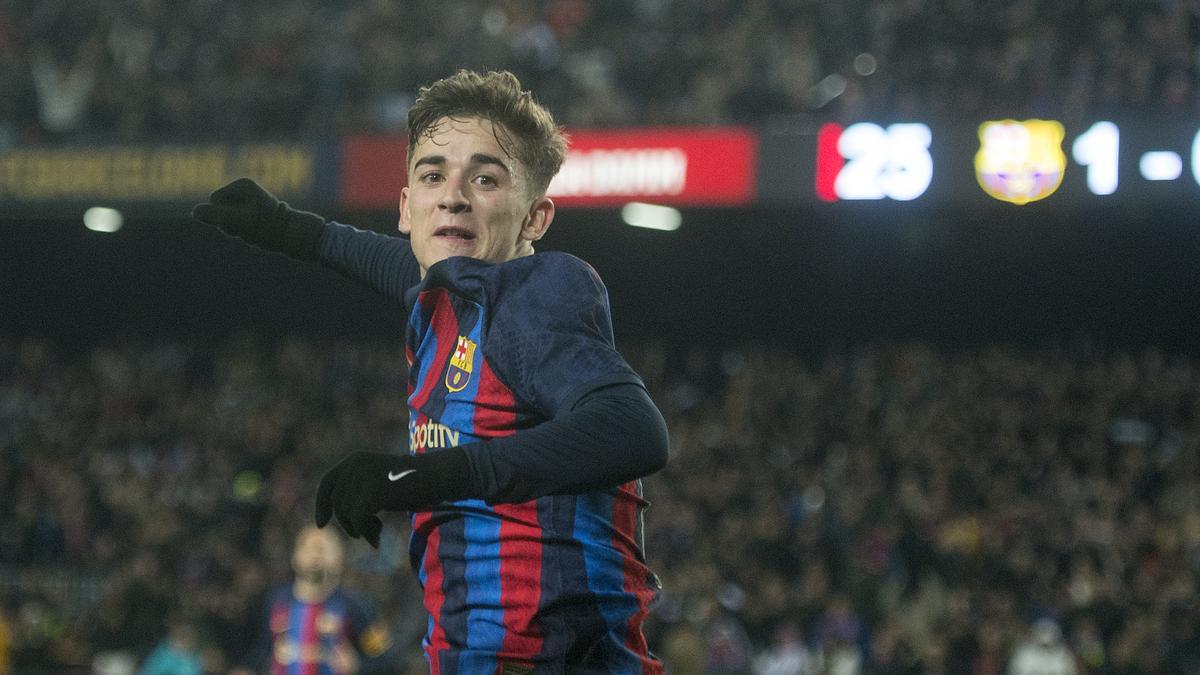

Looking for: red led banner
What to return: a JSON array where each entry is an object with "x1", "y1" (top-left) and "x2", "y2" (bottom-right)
[
  {"x1": 547, "y1": 128, "x2": 756, "y2": 206},
  {"x1": 339, "y1": 128, "x2": 756, "y2": 209},
  {"x1": 340, "y1": 136, "x2": 408, "y2": 210}
]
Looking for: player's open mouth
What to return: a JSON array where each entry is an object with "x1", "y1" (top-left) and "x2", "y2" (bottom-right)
[{"x1": 434, "y1": 226, "x2": 476, "y2": 241}]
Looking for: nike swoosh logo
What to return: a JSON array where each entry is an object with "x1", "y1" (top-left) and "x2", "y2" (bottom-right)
[{"x1": 388, "y1": 469, "x2": 416, "y2": 482}]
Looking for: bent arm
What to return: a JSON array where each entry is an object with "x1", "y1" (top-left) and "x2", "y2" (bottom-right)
[{"x1": 461, "y1": 381, "x2": 669, "y2": 504}]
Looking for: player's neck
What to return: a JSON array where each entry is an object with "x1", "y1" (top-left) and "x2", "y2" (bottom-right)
[{"x1": 293, "y1": 578, "x2": 337, "y2": 603}]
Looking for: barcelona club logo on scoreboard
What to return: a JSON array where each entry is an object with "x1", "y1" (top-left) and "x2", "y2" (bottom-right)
[
  {"x1": 446, "y1": 335, "x2": 477, "y2": 393},
  {"x1": 975, "y1": 119, "x2": 1067, "y2": 205}
]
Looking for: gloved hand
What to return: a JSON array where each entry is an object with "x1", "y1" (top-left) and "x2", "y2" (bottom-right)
[
  {"x1": 191, "y1": 178, "x2": 326, "y2": 260},
  {"x1": 315, "y1": 449, "x2": 472, "y2": 547}
]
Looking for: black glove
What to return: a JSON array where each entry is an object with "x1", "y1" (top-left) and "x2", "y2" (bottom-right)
[
  {"x1": 191, "y1": 178, "x2": 326, "y2": 260},
  {"x1": 315, "y1": 449, "x2": 473, "y2": 547}
]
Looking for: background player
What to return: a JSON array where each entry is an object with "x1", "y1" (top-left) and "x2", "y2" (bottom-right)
[
  {"x1": 194, "y1": 70, "x2": 670, "y2": 673},
  {"x1": 231, "y1": 526, "x2": 396, "y2": 675}
]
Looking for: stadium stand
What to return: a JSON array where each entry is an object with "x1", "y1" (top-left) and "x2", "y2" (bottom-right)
[{"x1": 3, "y1": 335, "x2": 1199, "y2": 672}]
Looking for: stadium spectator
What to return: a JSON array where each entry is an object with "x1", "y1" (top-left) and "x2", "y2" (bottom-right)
[
  {"x1": 752, "y1": 622, "x2": 816, "y2": 675},
  {"x1": 1006, "y1": 618, "x2": 1076, "y2": 675},
  {"x1": 136, "y1": 619, "x2": 203, "y2": 675},
  {"x1": 29, "y1": 38, "x2": 102, "y2": 136},
  {"x1": 0, "y1": 598, "x2": 10, "y2": 675}
]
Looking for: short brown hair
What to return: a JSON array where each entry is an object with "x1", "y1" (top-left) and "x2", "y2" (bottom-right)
[{"x1": 407, "y1": 70, "x2": 567, "y2": 197}]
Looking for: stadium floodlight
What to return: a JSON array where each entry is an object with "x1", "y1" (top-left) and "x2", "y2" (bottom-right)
[
  {"x1": 83, "y1": 207, "x2": 124, "y2": 233},
  {"x1": 620, "y1": 202, "x2": 681, "y2": 231},
  {"x1": 808, "y1": 74, "x2": 847, "y2": 109},
  {"x1": 853, "y1": 53, "x2": 877, "y2": 76}
]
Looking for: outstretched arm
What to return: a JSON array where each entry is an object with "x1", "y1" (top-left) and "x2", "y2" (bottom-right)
[
  {"x1": 191, "y1": 178, "x2": 421, "y2": 301},
  {"x1": 319, "y1": 221, "x2": 421, "y2": 304}
]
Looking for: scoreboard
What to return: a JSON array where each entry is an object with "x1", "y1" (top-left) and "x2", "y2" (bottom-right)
[{"x1": 765, "y1": 117, "x2": 1200, "y2": 209}]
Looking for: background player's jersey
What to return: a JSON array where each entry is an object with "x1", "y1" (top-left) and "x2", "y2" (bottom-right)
[
  {"x1": 246, "y1": 585, "x2": 392, "y2": 675},
  {"x1": 404, "y1": 252, "x2": 662, "y2": 674}
]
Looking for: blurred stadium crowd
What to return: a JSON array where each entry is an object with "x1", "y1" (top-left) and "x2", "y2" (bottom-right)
[
  {"x1": 2, "y1": 334, "x2": 1199, "y2": 673},
  {"x1": 4, "y1": 0, "x2": 1198, "y2": 143}
]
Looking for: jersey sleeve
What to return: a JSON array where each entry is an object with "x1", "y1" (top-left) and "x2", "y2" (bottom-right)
[
  {"x1": 342, "y1": 591, "x2": 397, "y2": 674},
  {"x1": 318, "y1": 221, "x2": 422, "y2": 304},
  {"x1": 488, "y1": 253, "x2": 643, "y2": 418},
  {"x1": 462, "y1": 381, "x2": 669, "y2": 503}
]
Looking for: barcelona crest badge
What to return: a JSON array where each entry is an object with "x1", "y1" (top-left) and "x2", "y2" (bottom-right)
[
  {"x1": 446, "y1": 336, "x2": 477, "y2": 392},
  {"x1": 975, "y1": 119, "x2": 1066, "y2": 205}
]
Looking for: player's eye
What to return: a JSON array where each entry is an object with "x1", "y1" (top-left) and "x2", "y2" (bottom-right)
[
  {"x1": 473, "y1": 174, "x2": 497, "y2": 187},
  {"x1": 420, "y1": 172, "x2": 443, "y2": 184}
]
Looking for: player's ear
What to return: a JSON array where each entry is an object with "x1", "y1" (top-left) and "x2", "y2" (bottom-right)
[
  {"x1": 521, "y1": 196, "x2": 554, "y2": 242},
  {"x1": 398, "y1": 186, "x2": 412, "y2": 235}
]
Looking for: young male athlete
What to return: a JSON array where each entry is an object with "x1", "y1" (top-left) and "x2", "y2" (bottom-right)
[{"x1": 192, "y1": 70, "x2": 669, "y2": 673}]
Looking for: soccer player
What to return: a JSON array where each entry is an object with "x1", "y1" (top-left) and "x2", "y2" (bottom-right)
[
  {"x1": 231, "y1": 526, "x2": 395, "y2": 675},
  {"x1": 193, "y1": 70, "x2": 669, "y2": 673}
]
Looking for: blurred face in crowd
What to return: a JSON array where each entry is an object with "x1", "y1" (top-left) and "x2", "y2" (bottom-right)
[
  {"x1": 399, "y1": 116, "x2": 555, "y2": 276},
  {"x1": 292, "y1": 526, "x2": 344, "y2": 586}
]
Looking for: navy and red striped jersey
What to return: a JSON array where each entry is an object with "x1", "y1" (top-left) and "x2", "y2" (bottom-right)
[
  {"x1": 404, "y1": 252, "x2": 663, "y2": 674},
  {"x1": 245, "y1": 585, "x2": 393, "y2": 675}
]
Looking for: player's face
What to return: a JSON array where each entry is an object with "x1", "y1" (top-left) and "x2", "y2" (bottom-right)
[
  {"x1": 292, "y1": 527, "x2": 344, "y2": 581},
  {"x1": 399, "y1": 116, "x2": 554, "y2": 276}
]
